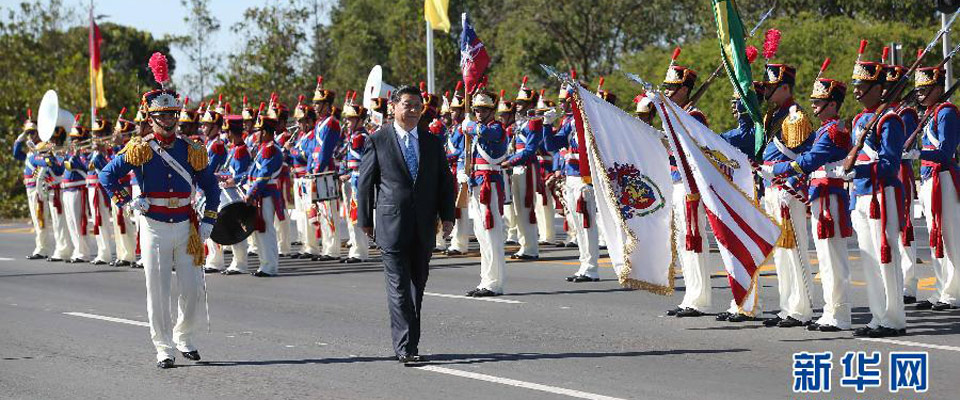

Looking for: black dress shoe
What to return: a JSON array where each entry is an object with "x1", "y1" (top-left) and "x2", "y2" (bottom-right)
[
  {"x1": 666, "y1": 307, "x2": 683, "y2": 316},
  {"x1": 26, "y1": 254, "x2": 46, "y2": 260},
  {"x1": 778, "y1": 317, "x2": 805, "y2": 328},
  {"x1": 806, "y1": 322, "x2": 821, "y2": 331},
  {"x1": 251, "y1": 271, "x2": 276, "y2": 277},
  {"x1": 157, "y1": 358, "x2": 175, "y2": 369},
  {"x1": 538, "y1": 241, "x2": 551, "y2": 245},
  {"x1": 512, "y1": 254, "x2": 539, "y2": 260},
  {"x1": 676, "y1": 308, "x2": 705, "y2": 318},
  {"x1": 852, "y1": 326, "x2": 874, "y2": 337},
  {"x1": 397, "y1": 355, "x2": 420, "y2": 365},
  {"x1": 599, "y1": 245, "x2": 607, "y2": 250},
  {"x1": 247, "y1": 251, "x2": 257, "y2": 256},
  {"x1": 318, "y1": 255, "x2": 336, "y2": 261},
  {"x1": 903, "y1": 295, "x2": 917, "y2": 304},
  {"x1": 472, "y1": 288, "x2": 501, "y2": 297},
  {"x1": 132, "y1": 262, "x2": 144, "y2": 269},
  {"x1": 345, "y1": 257, "x2": 362, "y2": 264},
  {"x1": 91, "y1": 260, "x2": 108, "y2": 265},
  {"x1": 555, "y1": 242, "x2": 568, "y2": 248},
  {"x1": 868, "y1": 326, "x2": 900, "y2": 338},
  {"x1": 114, "y1": 260, "x2": 132, "y2": 267},
  {"x1": 445, "y1": 249, "x2": 463, "y2": 256},
  {"x1": 565, "y1": 242, "x2": 578, "y2": 248},
  {"x1": 569, "y1": 275, "x2": 599, "y2": 283},
  {"x1": 505, "y1": 239, "x2": 518, "y2": 245},
  {"x1": 932, "y1": 302, "x2": 956, "y2": 311},
  {"x1": 46, "y1": 257, "x2": 62, "y2": 262},
  {"x1": 278, "y1": 253, "x2": 288, "y2": 258},
  {"x1": 763, "y1": 316, "x2": 783, "y2": 327},
  {"x1": 222, "y1": 269, "x2": 245, "y2": 275},
  {"x1": 818, "y1": 324, "x2": 842, "y2": 332},
  {"x1": 715, "y1": 311, "x2": 733, "y2": 321},
  {"x1": 292, "y1": 241, "x2": 303, "y2": 246},
  {"x1": 66, "y1": 258, "x2": 87, "y2": 264},
  {"x1": 914, "y1": 300, "x2": 934, "y2": 310},
  {"x1": 465, "y1": 288, "x2": 481, "y2": 296},
  {"x1": 203, "y1": 267, "x2": 220, "y2": 274},
  {"x1": 180, "y1": 350, "x2": 201, "y2": 361},
  {"x1": 727, "y1": 313, "x2": 757, "y2": 323}
]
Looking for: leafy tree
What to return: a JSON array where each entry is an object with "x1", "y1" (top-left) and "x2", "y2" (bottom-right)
[{"x1": 172, "y1": 0, "x2": 221, "y2": 100}]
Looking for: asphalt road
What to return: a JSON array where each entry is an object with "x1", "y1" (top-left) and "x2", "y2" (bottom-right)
[{"x1": 0, "y1": 217, "x2": 958, "y2": 400}]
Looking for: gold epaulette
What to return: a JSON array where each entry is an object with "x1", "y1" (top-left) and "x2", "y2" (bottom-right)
[
  {"x1": 781, "y1": 105, "x2": 812, "y2": 149},
  {"x1": 185, "y1": 138, "x2": 208, "y2": 171},
  {"x1": 119, "y1": 136, "x2": 153, "y2": 166}
]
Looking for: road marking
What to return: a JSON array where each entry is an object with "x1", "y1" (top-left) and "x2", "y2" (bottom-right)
[
  {"x1": 0, "y1": 227, "x2": 32, "y2": 234},
  {"x1": 0, "y1": 257, "x2": 14, "y2": 261},
  {"x1": 423, "y1": 292, "x2": 524, "y2": 304},
  {"x1": 417, "y1": 365, "x2": 626, "y2": 400},
  {"x1": 63, "y1": 312, "x2": 149, "y2": 327},
  {"x1": 858, "y1": 338, "x2": 960, "y2": 353}
]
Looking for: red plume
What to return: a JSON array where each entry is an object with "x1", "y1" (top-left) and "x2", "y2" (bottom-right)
[
  {"x1": 917, "y1": 48, "x2": 924, "y2": 61},
  {"x1": 118, "y1": 107, "x2": 127, "y2": 116},
  {"x1": 258, "y1": 102, "x2": 266, "y2": 113},
  {"x1": 499, "y1": 89, "x2": 506, "y2": 98},
  {"x1": 570, "y1": 68, "x2": 577, "y2": 79},
  {"x1": 597, "y1": 76, "x2": 605, "y2": 91},
  {"x1": 444, "y1": 90, "x2": 450, "y2": 97},
  {"x1": 745, "y1": 45, "x2": 759, "y2": 64},
  {"x1": 148, "y1": 52, "x2": 170, "y2": 86},
  {"x1": 317, "y1": 75, "x2": 323, "y2": 85},
  {"x1": 352, "y1": 91, "x2": 358, "y2": 101},
  {"x1": 298, "y1": 94, "x2": 304, "y2": 103},
  {"x1": 74, "y1": 113, "x2": 82, "y2": 123},
  {"x1": 762, "y1": 29, "x2": 781, "y2": 60},
  {"x1": 242, "y1": 95, "x2": 248, "y2": 106},
  {"x1": 818, "y1": 58, "x2": 831, "y2": 78},
  {"x1": 521, "y1": 75, "x2": 528, "y2": 89},
  {"x1": 183, "y1": 97, "x2": 190, "y2": 107},
  {"x1": 419, "y1": 81, "x2": 426, "y2": 92},
  {"x1": 27, "y1": 108, "x2": 32, "y2": 120},
  {"x1": 455, "y1": 80, "x2": 463, "y2": 92},
  {"x1": 857, "y1": 39, "x2": 868, "y2": 62},
  {"x1": 671, "y1": 46, "x2": 681, "y2": 61},
  {"x1": 882, "y1": 46, "x2": 890, "y2": 63},
  {"x1": 224, "y1": 103, "x2": 232, "y2": 114}
]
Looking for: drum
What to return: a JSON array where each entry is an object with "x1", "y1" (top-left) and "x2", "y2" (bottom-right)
[
  {"x1": 312, "y1": 171, "x2": 341, "y2": 201},
  {"x1": 208, "y1": 185, "x2": 258, "y2": 245}
]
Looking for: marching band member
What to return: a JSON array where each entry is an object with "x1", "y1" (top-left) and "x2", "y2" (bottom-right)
[
  {"x1": 290, "y1": 97, "x2": 320, "y2": 259},
  {"x1": 241, "y1": 99, "x2": 260, "y2": 256},
  {"x1": 200, "y1": 101, "x2": 230, "y2": 273},
  {"x1": 177, "y1": 98, "x2": 200, "y2": 140},
  {"x1": 770, "y1": 74, "x2": 853, "y2": 332},
  {"x1": 556, "y1": 83, "x2": 579, "y2": 249},
  {"x1": 545, "y1": 81, "x2": 600, "y2": 283},
  {"x1": 914, "y1": 63, "x2": 960, "y2": 311},
  {"x1": 86, "y1": 112, "x2": 116, "y2": 265},
  {"x1": 111, "y1": 111, "x2": 138, "y2": 267},
  {"x1": 757, "y1": 63, "x2": 816, "y2": 328},
  {"x1": 14, "y1": 110, "x2": 54, "y2": 259},
  {"x1": 464, "y1": 88, "x2": 509, "y2": 297},
  {"x1": 246, "y1": 105, "x2": 285, "y2": 277},
  {"x1": 219, "y1": 115, "x2": 253, "y2": 275},
  {"x1": 309, "y1": 76, "x2": 343, "y2": 261},
  {"x1": 423, "y1": 86, "x2": 449, "y2": 253},
  {"x1": 503, "y1": 78, "x2": 543, "y2": 260},
  {"x1": 270, "y1": 100, "x2": 296, "y2": 257},
  {"x1": 444, "y1": 85, "x2": 472, "y2": 256},
  {"x1": 339, "y1": 97, "x2": 369, "y2": 263},
  {"x1": 848, "y1": 52, "x2": 907, "y2": 337},
  {"x1": 61, "y1": 116, "x2": 93, "y2": 263},
  {"x1": 35, "y1": 127, "x2": 73, "y2": 262},
  {"x1": 99, "y1": 53, "x2": 220, "y2": 367},
  {"x1": 532, "y1": 97, "x2": 559, "y2": 246}
]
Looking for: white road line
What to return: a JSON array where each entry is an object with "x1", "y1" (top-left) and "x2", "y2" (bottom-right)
[
  {"x1": 0, "y1": 257, "x2": 14, "y2": 261},
  {"x1": 423, "y1": 292, "x2": 524, "y2": 304},
  {"x1": 858, "y1": 338, "x2": 960, "y2": 353},
  {"x1": 417, "y1": 365, "x2": 625, "y2": 400},
  {"x1": 63, "y1": 312, "x2": 149, "y2": 327}
]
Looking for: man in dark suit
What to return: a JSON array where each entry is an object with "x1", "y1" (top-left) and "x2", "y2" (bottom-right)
[{"x1": 357, "y1": 85, "x2": 456, "y2": 364}]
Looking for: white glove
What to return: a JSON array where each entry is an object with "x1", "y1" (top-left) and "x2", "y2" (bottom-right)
[
  {"x1": 461, "y1": 117, "x2": 476, "y2": 133},
  {"x1": 127, "y1": 197, "x2": 149, "y2": 215},
  {"x1": 757, "y1": 164, "x2": 775, "y2": 181},
  {"x1": 199, "y1": 222, "x2": 214, "y2": 242},
  {"x1": 777, "y1": 187, "x2": 792, "y2": 207},
  {"x1": 457, "y1": 171, "x2": 469, "y2": 184},
  {"x1": 543, "y1": 108, "x2": 560, "y2": 125},
  {"x1": 902, "y1": 149, "x2": 920, "y2": 160}
]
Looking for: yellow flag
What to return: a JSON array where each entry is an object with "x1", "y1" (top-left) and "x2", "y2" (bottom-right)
[{"x1": 424, "y1": 0, "x2": 450, "y2": 32}]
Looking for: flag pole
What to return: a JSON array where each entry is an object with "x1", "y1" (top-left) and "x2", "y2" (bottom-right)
[
  {"x1": 426, "y1": 20, "x2": 435, "y2": 94},
  {"x1": 89, "y1": 0, "x2": 96, "y2": 130}
]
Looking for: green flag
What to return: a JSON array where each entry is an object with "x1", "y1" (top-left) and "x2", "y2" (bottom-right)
[{"x1": 712, "y1": 0, "x2": 764, "y2": 155}]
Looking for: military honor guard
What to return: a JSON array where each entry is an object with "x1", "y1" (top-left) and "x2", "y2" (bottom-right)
[
  {"x1": 847, "y1": 47, "x2": 907, "y2": 337},
  {"x1": 245, "y1": 104, "x2": 285, "y2": 277},
  {"x1": 99, "y1": 52, "x2": 220, "y2": 368},
  {"x1": 339, "y1": 95, "x2": 369, "y2": 263},
  {"x1": 61, "y1": 116, "x2": 93, "y2": 263},
  {"x1": 14, "y1": 110, "x2": 54, "y2": 260},
  {"x1": 444, "y1": 84, "x2": 472, "y2": 256},
  {"x1": 914, "y1": 63, "x2": 960, "y2": 311},
  {"x1": 290, "y1": 96, "x2": 320, "y2": 259},
  {"x1": 111, "y1": 110, "x2": 138, "y2": 267},
  {"x1": 770, "y1": 71, "x2": 854, "y2": 332},
  {"x1": 86, "y1": 112, "x2": 116, "y2": 265},
  {"x1": 309, "y1": 76, "x2": 343, "y2": 261},
  {"x1": 502, "y1": 77, "x2": 543, "y2": 260},
  {"x1": 533, "y1": 96, "x2": 559, "y2": 246},
  {"x1": 218, "y1": 115, "x2": 253, "y2": 275}
]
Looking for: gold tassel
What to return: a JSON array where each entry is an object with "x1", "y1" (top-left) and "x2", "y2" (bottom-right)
[
  {"x1": 187, "y1": 141, "x2": 208, "y2": 171},
  {"x1": 187, "y1": 224, "x2": 205, "y2": 267},
  {"x1": 777, "y1": 219, "x2": 797, "y2": 249},
  {"x1": 119, "y1": 136, "x2": 153, "y2": 166},
  {"x1": 686, "y1": 193, "x2": 701, "y2": 202},
  {"x1": 36, "y1": 204, "x2": 44, "y2": 230}
]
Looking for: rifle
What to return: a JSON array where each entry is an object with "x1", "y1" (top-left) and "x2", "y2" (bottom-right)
[
  {"x1": 455, "y1": 87, "x2": 474, "y2": 208},
  {"x1": 903, "y1": 76, "x2": 960, "y2": 150},
  {"x1": 841, "y1": 12, "x2": 960, "y2": 172}
]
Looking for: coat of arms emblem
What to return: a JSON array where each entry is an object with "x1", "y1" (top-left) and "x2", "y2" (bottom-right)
[{"x1": 605, "y1": 163, "x2": 664, "y2": 220}]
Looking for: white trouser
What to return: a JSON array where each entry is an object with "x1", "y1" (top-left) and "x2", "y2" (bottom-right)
[
  {"x1": 49, "y1": 191, "x2": 73, "y2": 260},
  {"x1": 510, "y1": 167, "x2": 540, "y2": 257},
  {"x1": 563, "y1": 200, "x2": 578, "y2": 245},
  {"x1": 762, "y1": 188, "x2": 814, "y2": 322},
  {"x1": 435, "y1": 219, "x2": 448, "y2": 250},
  {"x1": 919, "y1": 174, "x2": 960, "y2": 305},
  {"x1": 811, "y1": 194, "x2": 852, "y2": 329},
  {"x1": 345, "y1": 184, "x2": 369, "y2": 260},
  {"x1": 673, "y1": 183, "x2": 712, "y2": 311},
  {"x1": 247, "y1": 233, "x2": 258, "y2": 254},
  {"x1": 900, "y1": 214, "x2": 919, "y2": 297},
  {"x1": 565, "y1": 176, "x2": 599, "y2": 278},
  {"x1": 503, "y1": 204, "x2": 518, "y2": 242},
  {"x1": 88, "y1": 188, "x2": 114, "y2": 263},
  {"x1": 318, "y1": 199, "x2": 341, "y2": 257},
  {"x1": 255, "y1": 196, "x2": 280, "y2": 275},
  {"x1": 535, "y1": 189, "x2": 557, "y2": 243},
  {"x1": 294, "y1": 177, "x2": 309, "y2": 246},
  {"x1": 112, "y1": 203, "x2": 137, "y2": 262},
  {"x1": 207, "y1": 238, "x2": 249, "y2": 272},
  {"x1": 204, "y1": 239, "x2": 223, "y2": 270},
  {"x1": 27, "y1": 187, "x2": 54, "y2": 256},
  {"x1": 470, "y1": 183, "x2": 506, "y2": 293},
  {"x1": 139, "y1": 215, "x2": 203, "y2": 362},
  {"x1": 62, "y1": 190, "x2": 92, "y2": 260},
  {"x1": 276, "y1": 207, "x2": 292, "y2": 255},
  {"x1": 852, "y1": 189, "x2": 906, "y2": 330},
  {"x1": 449, "y1": 208, "x2": 472, "y2": 252}
]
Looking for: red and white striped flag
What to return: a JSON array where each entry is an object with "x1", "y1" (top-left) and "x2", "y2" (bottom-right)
[{"x1": 653, "y1": 93, "x2": 781, "y2": 313}]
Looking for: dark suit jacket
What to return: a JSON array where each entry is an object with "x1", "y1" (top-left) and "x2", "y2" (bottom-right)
[{"x1": 357, "y1": 123, "x2": 455, "y2": 251}]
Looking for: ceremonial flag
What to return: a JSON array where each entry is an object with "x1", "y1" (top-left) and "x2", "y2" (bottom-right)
[
  {"x1": 425, "y1": 0, "x2": 451, "y2": 33},
  {"x1": 89, "y1": 10, "x2": 107, "y2": 109},
  {"x1": 712, "y1": 0, "x2": 761, "y2": 155},
  {"x1": 654, "y1": 93, "x2": 780, "y2": 313},
  {"x1": 459, "y1": 13, "x2": 489, "y2": 92},
  {"x1": 574, "y1": 86, "x2": 674, "y2": 294}
]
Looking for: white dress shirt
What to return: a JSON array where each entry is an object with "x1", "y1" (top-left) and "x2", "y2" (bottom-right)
[{"x1": 394, "y1": 121, "x2": 420, "y2": 164}]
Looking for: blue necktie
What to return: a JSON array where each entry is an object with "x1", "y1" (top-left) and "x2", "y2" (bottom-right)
[{"x1": 403, "y1": 133, "x2": 418, "y2": 181}]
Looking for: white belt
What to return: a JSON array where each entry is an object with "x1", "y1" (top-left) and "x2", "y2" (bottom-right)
[
  {"x1": 144, "y1": 197, "x2": 191, "y2": 207},
  {"x1": 475, "y1": 164, "x2": 502, "y2": 172},
  {"x1": 61, "y1": 181, "x2": 86, "y2": 189},
  {"x1": 565, "y1": 153, "x2": 580, "y2": 160},
  {"x1": 810, "y1": 162, "x2": 845, "y2": 179}
]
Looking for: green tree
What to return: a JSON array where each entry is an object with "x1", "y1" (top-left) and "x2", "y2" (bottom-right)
[{"x1": 172, "y1": 0, "x2": 221, "y2": 101}]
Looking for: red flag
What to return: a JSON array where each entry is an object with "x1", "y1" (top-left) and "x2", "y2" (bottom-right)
[{"x1": 459, "y1": 13, "x2": 489, "y2": 92}]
